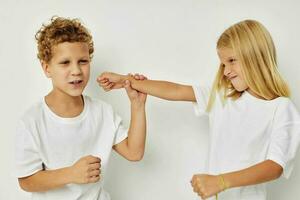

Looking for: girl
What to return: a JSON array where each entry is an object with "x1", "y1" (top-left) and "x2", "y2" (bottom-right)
[{"x1": 97, "y1": 20, "x2": 300, "y2": 200}]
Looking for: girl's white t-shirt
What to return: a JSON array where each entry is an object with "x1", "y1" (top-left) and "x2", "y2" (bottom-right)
[
  {"x1": 15, "y1": 95, "x2": 128, "y2": 200},
  {"x1": 193, "y1": 86, "x2": 300, "y2": 200}
]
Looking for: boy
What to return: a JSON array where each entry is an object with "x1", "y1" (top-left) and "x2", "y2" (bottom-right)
[{"x1": 15, "y1": 16, "x2": 147, "y2": 200}]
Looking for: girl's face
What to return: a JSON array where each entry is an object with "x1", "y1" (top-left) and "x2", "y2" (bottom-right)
[{"x1": 217, "y1": 48, "x2": 248, "y2": 92}]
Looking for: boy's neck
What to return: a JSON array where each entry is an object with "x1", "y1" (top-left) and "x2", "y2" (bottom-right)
[{"x1": 45, "y1": 90, "x2": 84, "y2": 118}]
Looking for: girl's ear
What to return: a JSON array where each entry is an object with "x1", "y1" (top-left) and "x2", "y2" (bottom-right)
[{"x1": 41, "y1": 60, "x2": 51, "y2": 78}]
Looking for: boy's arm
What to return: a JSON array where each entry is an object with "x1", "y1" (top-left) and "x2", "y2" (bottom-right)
[
  {"x1": 191, "y1": 160, "x2": 283, "y2": 199},
  {"x1": 113, "y1": 80, "x2": 146, "y2": 161},
  {"x1": 97, "y1": 72, "x2": 196, "y2": 102},
  {"x1": 18, "y1": 155, "x2": 101, "y2": 192}
]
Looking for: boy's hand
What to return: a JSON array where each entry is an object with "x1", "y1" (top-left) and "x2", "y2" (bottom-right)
[
  {"x1": 124, "y1": 80, "x2": 147, "y2": 105},
  {"x1": 190, "y1": 174, "x2": 223, "y2": 199},
  {"x1": 69, "y1": 155, "x2": 101, "y2": 184}
]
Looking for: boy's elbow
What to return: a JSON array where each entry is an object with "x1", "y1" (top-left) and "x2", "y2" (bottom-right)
[
  {"x1": 268, "y1": 160, "x2": 284, "y2": 179},
  {"x1": 18, "y1": 178, "x2": 33, "y2": 192},
  {"x1": 127, "y1": 152, "x2": 144, "y2": 162},
  {"x1": 274, "y1": 166, "x2": 283, "y2": 179}
]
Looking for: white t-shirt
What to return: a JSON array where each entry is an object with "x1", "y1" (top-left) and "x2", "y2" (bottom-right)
[
  {"x1": 193, "y1": 86, "x2": 300, "y2": 200},
  {"x1": 15, "y1": 95, "x2": 128, "y2": 200}
]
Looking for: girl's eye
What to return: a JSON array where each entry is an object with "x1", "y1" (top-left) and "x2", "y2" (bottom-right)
[{"x1": 229, "y1": 58, "x2": 236, "y2": 63}]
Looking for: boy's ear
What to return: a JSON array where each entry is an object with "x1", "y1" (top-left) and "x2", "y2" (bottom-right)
[{"x1": 41, "y1": 60, "x2": 51, "y2": 78}]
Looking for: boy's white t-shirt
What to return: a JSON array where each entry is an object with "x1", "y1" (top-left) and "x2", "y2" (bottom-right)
[
  {"x1": 15, "y1": 95, "x2": 128, "y2": 200},
  {"x1": 193, "y1": 86, "x2": 300, "y2": 200}
]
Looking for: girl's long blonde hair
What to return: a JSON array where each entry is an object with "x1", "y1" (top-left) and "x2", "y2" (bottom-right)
[{"x1": 206, "y1": 19, "x2": 290, "y2": 112}]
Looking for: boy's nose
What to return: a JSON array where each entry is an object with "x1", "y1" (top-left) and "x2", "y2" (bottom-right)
[{"x1": 71, "y1": 65, "x2": 82, "y2": 75}]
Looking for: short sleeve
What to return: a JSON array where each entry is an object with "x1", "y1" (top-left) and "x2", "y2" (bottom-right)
[
  {"x1": 112, "y1": 112, "x2": 128, "y2": 145},
  {"x1": 192, "y1": 85, "x2": 211, "y2": 116},
  {"x1": 266, "y1": 99, "x2": 300, "y2": 179},
  {"x1": 15, "y1": 120, "x2": 43, "y2": 178}
]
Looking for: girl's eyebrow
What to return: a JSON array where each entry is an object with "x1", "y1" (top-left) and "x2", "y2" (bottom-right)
[{"x1": 227, "y1": 57, "x2": 236, "y2": 61}]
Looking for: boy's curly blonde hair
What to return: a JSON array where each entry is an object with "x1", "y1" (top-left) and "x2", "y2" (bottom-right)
[{"x1": 35, "y1": 16, "x2": 94, "y2": 63}]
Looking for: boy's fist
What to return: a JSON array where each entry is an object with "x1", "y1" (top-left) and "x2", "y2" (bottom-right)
[
  {"x1": 97, "y1": 72, "x2": 125, "y2": 91},
  {"x1": 70, "y1": 155, "x2": 101, "y2": 184},
  {"x1": 97, "y1": 72, "x2": 147, "y2": 91}
]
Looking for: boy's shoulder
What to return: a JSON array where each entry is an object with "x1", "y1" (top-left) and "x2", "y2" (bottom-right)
[
  {"x1": 20, "y1": 99, "x2": 44, "y2": 123},
  {"x1": 85, "y1": 95, "x2": 112, "y2": 107},
  {"x1": 19, "y1": 95, "x2": 117, "y2": 124}
]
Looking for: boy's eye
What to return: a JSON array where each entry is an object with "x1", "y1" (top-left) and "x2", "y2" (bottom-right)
[
  {"x1": 79, "y1": 60, "x2": 89, "y2": 64},
  {"x1": 60, "y1": 60, "x2": 70, "y2": 65}
]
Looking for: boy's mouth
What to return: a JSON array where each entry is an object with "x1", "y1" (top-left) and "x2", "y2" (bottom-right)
[{"x1": 69, "y1": 80, "x2": 83, "y2": 85}]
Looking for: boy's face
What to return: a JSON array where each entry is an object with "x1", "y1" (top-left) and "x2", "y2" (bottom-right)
[{"x1": 42, "y1": 42, "x2": 90, "y2": 97}]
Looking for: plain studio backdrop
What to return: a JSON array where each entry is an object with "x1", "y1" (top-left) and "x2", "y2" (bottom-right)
[{"x1": 1, "y1": 0, "x2": 300, "y2": 199}]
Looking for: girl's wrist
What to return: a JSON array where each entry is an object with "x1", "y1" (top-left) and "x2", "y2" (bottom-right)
[{"x1": 218, "y1": 174, "x2": 230, "y2": 191}]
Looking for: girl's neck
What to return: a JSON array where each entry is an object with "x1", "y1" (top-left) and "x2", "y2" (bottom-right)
[
  {"x1": 45, "y1": 90, "x2": 84, "y2": 118},
  {"x1": 246, "y1": 88, "x2": 265, "y2": 100}
]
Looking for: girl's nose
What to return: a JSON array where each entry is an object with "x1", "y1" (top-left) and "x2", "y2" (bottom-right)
[{"x1": 223, "y1": 65, "x2": 232, "y2": 77}]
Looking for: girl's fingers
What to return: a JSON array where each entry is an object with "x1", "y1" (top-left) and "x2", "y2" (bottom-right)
[
  {"x1": 127, "y1": 73, "x2": 134, "y2": 77},
  {"x1": 140, "y1": 75, "x2": 146, "y2": 80}
]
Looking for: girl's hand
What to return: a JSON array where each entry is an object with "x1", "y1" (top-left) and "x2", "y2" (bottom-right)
[
  {"x1": 128, "y1": 73, "x2": 148, "y2": 81},
  {"x1": 190, "y1": 174, "x2": 224, "y2": 199},
  {"x1": 124, "y1": 80, "x2": 147, "y2": 106}
]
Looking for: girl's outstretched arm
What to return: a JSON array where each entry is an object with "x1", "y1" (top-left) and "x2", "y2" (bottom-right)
[{"x1": 97, "y1": 72, "x2": 196, "y2": 102}]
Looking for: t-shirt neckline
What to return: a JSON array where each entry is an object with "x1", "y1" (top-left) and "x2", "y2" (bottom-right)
[{"x1": 42, "y1": 95, "x2": 88, "y2": 123}]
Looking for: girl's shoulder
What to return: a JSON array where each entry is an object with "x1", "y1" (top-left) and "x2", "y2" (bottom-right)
[
  {"x1": 273, "y1": 96, "x2": 300, "y2": 126},
  {"x1": 274, "y1": 96, "x2": 297, "y2": 112}
]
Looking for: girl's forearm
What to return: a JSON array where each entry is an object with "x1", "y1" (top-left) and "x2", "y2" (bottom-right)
[
  {"x1": 121, "y1": 75, "x2": 195, "y2": 101},
  {"x1": 222, "y1": 160, "x2": 283, "y2": 189}
]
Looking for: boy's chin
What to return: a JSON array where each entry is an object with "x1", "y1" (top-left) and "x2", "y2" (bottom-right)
[
  {"x1": 68, "y1": 90, "x2": 84, "y2": 97},
  {"x1": 63, "y1": 88, "x2": 85, "y2": 97}
]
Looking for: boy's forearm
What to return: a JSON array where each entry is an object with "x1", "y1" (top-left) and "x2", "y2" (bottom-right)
[
  {"x1": 127, "y1": 103, "x2": 146, "y2": 161},
  {"x1": 222, "y1": 160, "x2": 283, "y2": 189},
  {"x1": 19, "y1": 167, "x2": 73, "y2": 192}
]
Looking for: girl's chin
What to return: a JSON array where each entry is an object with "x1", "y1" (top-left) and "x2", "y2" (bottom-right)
[{"x1": 232, "y1": 85, "x2": 248, "y2": 92}]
